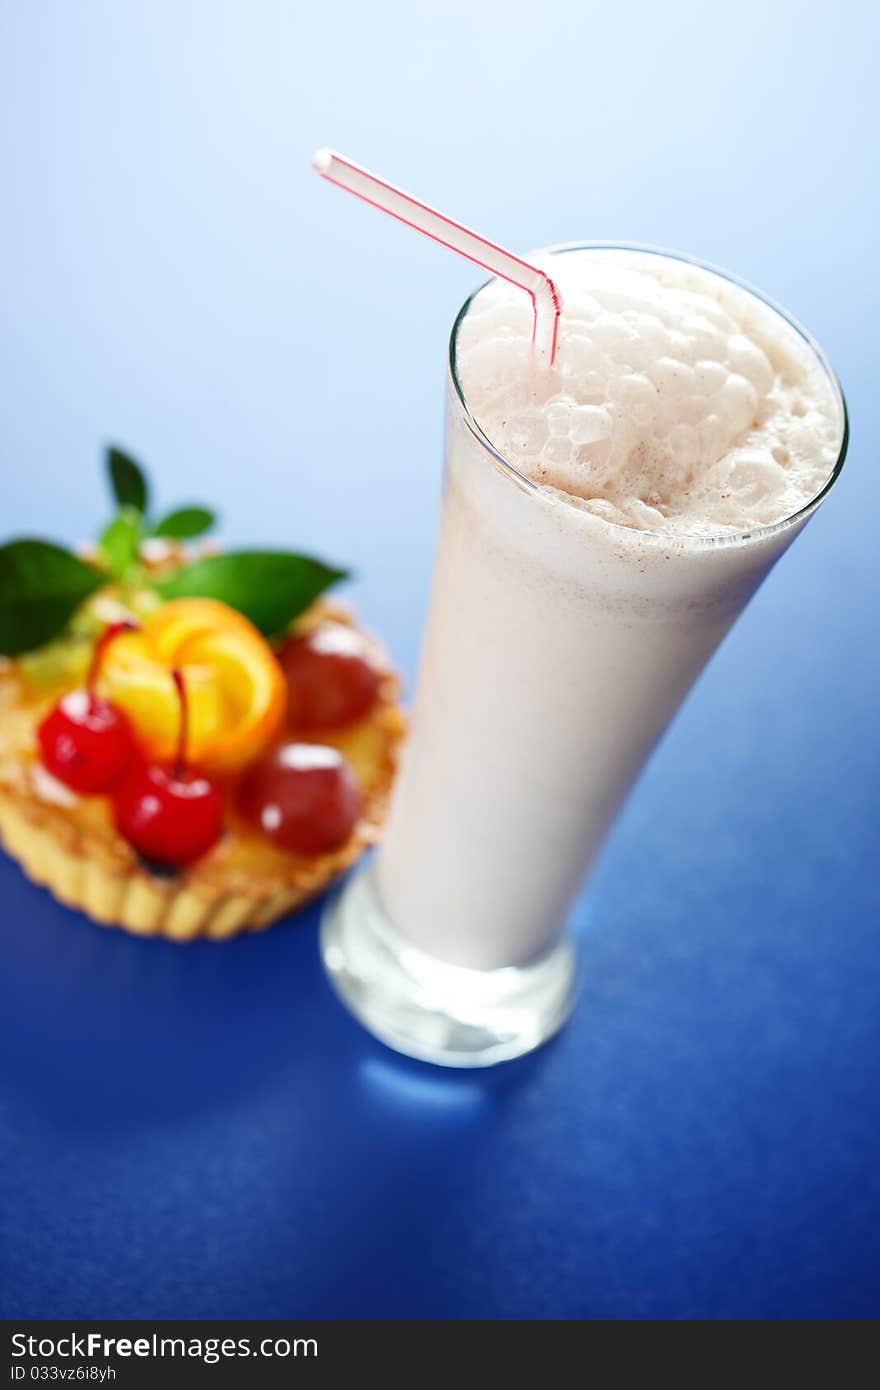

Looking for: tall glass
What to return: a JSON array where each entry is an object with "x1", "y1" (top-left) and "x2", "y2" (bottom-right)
[{"x1": 321, "y1": 245, "x2": 848, "y2": 1067}]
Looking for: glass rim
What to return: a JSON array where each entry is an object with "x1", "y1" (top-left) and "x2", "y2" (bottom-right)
[{"x1": 448, "y1": 240, "x2": 849, "y2": 550}]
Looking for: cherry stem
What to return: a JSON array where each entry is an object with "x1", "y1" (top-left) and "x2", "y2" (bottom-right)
[
  {"x1": 171, "y1": 667, "x2": 189, "y2": 780},
  {"x1": 87, "y1": 620, "x2": 138, "y2": 694}
]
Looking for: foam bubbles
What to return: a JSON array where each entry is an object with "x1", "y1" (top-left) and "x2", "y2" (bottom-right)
[
  {"x1": 571, "y1": 405, "x2": 613, "y2": 445},
  {"x1": 456, "y1": 249, "x2": 842, "y2": 538}
]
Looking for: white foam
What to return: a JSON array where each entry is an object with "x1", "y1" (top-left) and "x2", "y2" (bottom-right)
[{"x1": 456, "y1": 249, "x2": 842, "y2": 538}]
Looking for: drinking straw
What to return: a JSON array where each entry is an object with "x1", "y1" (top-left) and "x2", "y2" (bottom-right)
[{"x1": 312, "y1": 148, "x2": 561, "y2": 364}]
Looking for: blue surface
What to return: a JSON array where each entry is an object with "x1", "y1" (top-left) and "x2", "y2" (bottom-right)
[{"x1": 0, "y1": 1, "x2": 878, "y2": 1320}]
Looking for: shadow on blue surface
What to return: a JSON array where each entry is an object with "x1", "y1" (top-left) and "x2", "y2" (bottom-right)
[
  {"x1": 0, "y1": 860, "x2": 551, "y2": 1136},
  {"x1": 1, "y1": 829, "x2": 878, "y2": 1319}
]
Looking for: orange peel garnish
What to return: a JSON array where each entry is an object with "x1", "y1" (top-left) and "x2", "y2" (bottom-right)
[{"x1": 99, "y1": 599, "x2": 285, "y2": 775}]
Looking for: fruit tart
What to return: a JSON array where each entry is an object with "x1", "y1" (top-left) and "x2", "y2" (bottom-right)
[{"x1": 0, "y1": 447, "x2": 404, "y2": 940}]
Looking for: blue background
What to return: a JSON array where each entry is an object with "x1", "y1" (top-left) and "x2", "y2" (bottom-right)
[{"x1": 0, "y1": 0, "x2": 877, "y2": 1320}]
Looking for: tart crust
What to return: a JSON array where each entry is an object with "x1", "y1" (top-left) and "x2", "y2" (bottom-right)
[{"x1": 0, "y1": 602, "x2": 404, "y2": 940}]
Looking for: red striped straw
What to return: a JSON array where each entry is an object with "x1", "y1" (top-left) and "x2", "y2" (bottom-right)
[{"x1": 312, "y1": 148, "x2": 561, "y2": 365}]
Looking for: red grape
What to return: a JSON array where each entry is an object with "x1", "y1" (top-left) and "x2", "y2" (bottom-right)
[
  {"x1": 279, "y1": 623, "x2": 380, "y2": 730},
  {"x1": 237, "y1": 741, "x2": 360, "y2": 855}
]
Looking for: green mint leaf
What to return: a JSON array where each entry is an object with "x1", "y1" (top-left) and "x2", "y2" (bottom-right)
[
  {"x1": 107, "y1": 445, "x2": 149, "y2": 514},
  {"x1": 155, "y1": 551, "x2": 349, "y2": 636},
  {"x1": 152, "y1": 506, "x2": 216, "y2": 540},
  {"x1": 98, "y1": 506, "x2": 142, "y2": 580},
  {"x1": 0, "y1": 540, "x2": 105, "y2": 656}
]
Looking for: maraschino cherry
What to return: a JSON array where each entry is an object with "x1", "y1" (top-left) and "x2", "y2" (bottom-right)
[
  {"x1": 279, "y1": 622, "x2": 380, "y2": 730},
  {"x1": 38, "y1": 621, "x2": 137, "y2": 793},
  {"x1": 113, "y1": 669, "x2": 224, "y2": 868},
  {"x1": 237, "y1": 740, "x2": 360, "y2": 855}
]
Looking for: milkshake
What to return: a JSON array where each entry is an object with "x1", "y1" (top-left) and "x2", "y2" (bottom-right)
[{"x1": 322, "y1": 244, "x2": 846, "y2": 1064}]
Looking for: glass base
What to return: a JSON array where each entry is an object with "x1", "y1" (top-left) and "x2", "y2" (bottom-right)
[{"x1": 320, "y1": 867, "x2": 578, "y2": 1068}]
